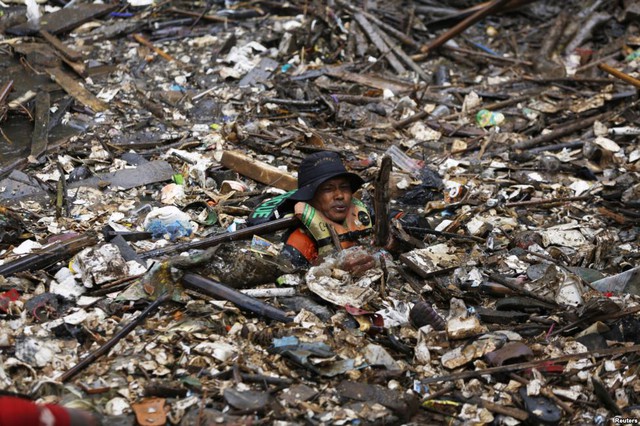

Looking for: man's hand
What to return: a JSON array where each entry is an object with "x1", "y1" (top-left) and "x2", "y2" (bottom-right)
[{"x1": 337, "y1": 248, "x2": 377, "y2": 277}]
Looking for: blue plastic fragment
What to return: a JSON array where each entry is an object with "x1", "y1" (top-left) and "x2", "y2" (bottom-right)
[
  {"x1": 110, "y1": 12, "x2": 134, "y2": 18},
  {"x1": 145, "y1": 220, "x2": 192, "y2": 241},
  {"x1": 273, "y1": 336, "x2": 298, "y2": 348},
  {"x1": 468, "y1": 40, "x2": 500, "y2": 56}
]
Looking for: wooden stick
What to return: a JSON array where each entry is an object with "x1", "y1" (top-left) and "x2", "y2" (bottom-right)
[
  {"x1": 336, "y1": 0, "x2": 420, "y2": 49},
  {"x1": 0, "y1": 80, "x2": 13, "y2": 109},
  {"x1": 421, "y1": 344, "x2": 640, "y2": 385},
  {"x1": 393, "y1": 110, "x2": 428, "y2": 130},
  {"x1": 527, "y1": 140, "x2": 583, "y2": 153},
  {"x1": 402, "y1": 226, "x2": 486, "y2": 243},
  {"x1": 442, "y1": 45, "x2": 533, "y2": 66},
  {"x1": 0, "y1": 233, "x2": 98, "y2": 278},
  {"x1": 59, "y1": 293, "x2": 170, "y2": 382},
  {"x1": 503, "y1": 195, "x2": 591, "y2": 208},
  {"x1": 489, "y1": 273, "x2": 558, "y2": 306},
  {"x1": 598, "y1": 63, "x2": 640, "y2": 89},
  {"x1": 167, "y1": 7, "x2": 230, "y2": 23},
  {"x1": 463, "y1": 395, "x2": 529, "y2": 421},
  {"x1": 512, "y1": 111, "x2": 609, "y2": 150},
  {"x1": 327, "y1": 224, "x2": 343, "y2": 251},
  {"x1": 132, "y1": 33, "x2": 178, "y2": 63},
  {"x1": 140, "y1": 216, "x2": 300, "y2": 259},
  {"x1": 419, "y1": 0, "x2": 513, "y2": 55}
]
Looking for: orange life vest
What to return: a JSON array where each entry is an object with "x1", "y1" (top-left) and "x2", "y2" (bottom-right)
[{"x1": 285, "y1": 199, "x2": 372, "y2": 263}]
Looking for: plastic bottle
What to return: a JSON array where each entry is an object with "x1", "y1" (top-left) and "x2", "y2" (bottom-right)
[
  {"x1": 476, "y1": 109, "x2": 505, "y2": 127},
  {"x1": 432, "y1": 65, "x2": 453, "y2": 118},
  {"x1": 431, "y1": 104, "x2": 451, "y2": 118},
  {"x1": 384, "y1": 145, "x2": 423, "y2": 177}
]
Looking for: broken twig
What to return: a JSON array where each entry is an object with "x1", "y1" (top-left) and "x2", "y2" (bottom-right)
[
  {"x1": 598, "y1": 63, "x2": 640, "y2": 89},
  {"x1": 59, "y1": 293, "x2": 171, "y2": 383}
]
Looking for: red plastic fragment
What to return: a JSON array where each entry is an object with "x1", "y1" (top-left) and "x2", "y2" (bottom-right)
[{"x1": 0, "y1": 288, "x2": 20, "y2": 312}]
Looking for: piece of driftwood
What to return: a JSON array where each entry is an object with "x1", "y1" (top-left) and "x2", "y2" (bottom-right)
[
  {"x1": 220, "y1": 150, "x2": 297, "y2": 191},
  {"x1": 527, "y1": 140, "x2": 583, "y2": 154},
  {"x1": 442, "y1": 45, "x2": 533, "y2": 66},
  {"x1": 181, "y1": 273, "x2": 293, "y2": 323},
  {"x1": 489, "y1": 273, "x2": 558, "y2": 306},
  {"x1": 240, "y1": 287, "x2": 296, "y2": 298},
  {"x1": 512, "y1": 111, "x2": 610, "y2": 150},
  {"x1": 0, "y1": 233, "x2": 98, "y2": 278},
  {"x1": 419, "y1": 0, "x2": 513, "y2": 56},
  {"x1": 7, "y1": 4, "x2": 118, "y2": 36},
  {"x1": 564, "y1": 12, "x2": 611, "y2": 57},
  {"x1": 39, "y1": 30, "x2": 82, "y2": 62},
  {"x1": 461, "y1": 394, "x2": 529, "y2": 422},
  {"x1": 374, "y1": 156, "x2": 392, "y2": 247},
  {"x1": 46, "y1": 67, "x2": 108, "y2": 113},
  {"x1": 424, "y1": 0, "x2": 537, "y2": 31},
  {"x1": 503, "y1": 195, "x2": 591, "y2": 208},
  {"x1": 539, "y1": 13, "x2": 568, "y2": 60}
]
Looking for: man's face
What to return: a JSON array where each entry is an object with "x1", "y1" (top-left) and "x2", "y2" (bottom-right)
[{"x1": 310, "y1": 177, "x2": 353, "y2": 222}]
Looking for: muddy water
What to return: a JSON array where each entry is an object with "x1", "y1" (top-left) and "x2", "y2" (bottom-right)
[
  {"x1": 1, "y1": 117, "x2": 31, "y2": 165},
  {"x1": 1, "y1": 52, "x2": 80, "y2": 167}
]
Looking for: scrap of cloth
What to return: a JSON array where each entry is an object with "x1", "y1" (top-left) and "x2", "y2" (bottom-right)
[{"x1": 0, "y1": 397, "x2": 70, "y2": 426}]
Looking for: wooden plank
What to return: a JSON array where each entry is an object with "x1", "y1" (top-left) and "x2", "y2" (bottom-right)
[
  {"x1": 374, "y1": 156, "x2": 391, "y2": 247},
  {"x1": 8, "y1": 4, "x2": 118, "y2": 36},
  {"x1": 58, "y1": 55, "x2": 87, "y2": 78},
  {"x1": 39, "y1": 30, "x2": 82, "y2": 62},
  {"x1": 29, "y1": 91, "x2": 50, "y2": 162},
  {"x1": 46, "y1": 67, "x2": 108, "y2": 113},
  {"x1": 221, "y1": 151, "x2": 297, "y2": 191}
]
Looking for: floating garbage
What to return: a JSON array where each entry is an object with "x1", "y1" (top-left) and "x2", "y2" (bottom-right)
[
  {"x1": 476, "y1": 109, "x2": 505, "y2": 127},
  {"x1": 143, "y1": 206, "x2": 195, "y2": 241}
]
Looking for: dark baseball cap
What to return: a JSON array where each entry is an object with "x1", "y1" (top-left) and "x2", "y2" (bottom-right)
[{"x1": 289, "y1": 151, "x2": 364, "y2": 201}]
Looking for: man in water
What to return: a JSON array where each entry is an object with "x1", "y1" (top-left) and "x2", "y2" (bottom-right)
[{"x1": 281, "y1": 151, "x2": 377, "y2": 273}]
